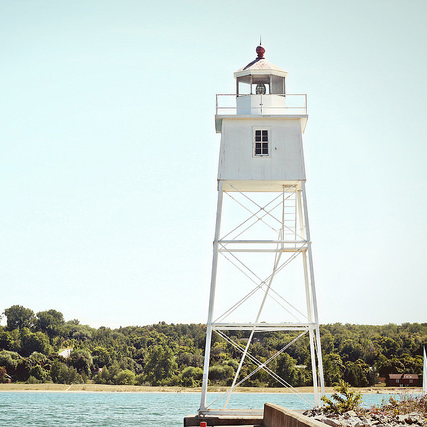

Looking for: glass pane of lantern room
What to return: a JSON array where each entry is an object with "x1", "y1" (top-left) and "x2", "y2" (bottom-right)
[
  {"x1": 237, "y1": 76, "x2": 251, "y2": 95},
  {"x1": 271, "y1": 75, "x2": 285, "y2": 95},
  {"x1": 251, "y1": 75, "x2": 270, "y2": 95}
]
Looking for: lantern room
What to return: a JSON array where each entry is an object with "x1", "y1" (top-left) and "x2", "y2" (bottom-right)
[
  {"x1": 235, "y1": 45, "x2": 287, "y2": 95},
  {"x1": 234, "y1": 45, "x2": 288, "y2": 115}
]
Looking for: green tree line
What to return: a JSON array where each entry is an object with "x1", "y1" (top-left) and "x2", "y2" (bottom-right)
[{"x1": 0, "y1": 305, "x2": 425, "y2": 387}]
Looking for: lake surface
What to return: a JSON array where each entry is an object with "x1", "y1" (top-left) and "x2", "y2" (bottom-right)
[{"x1": 0, "y1": 391, "x2": 411, "y2": 426}]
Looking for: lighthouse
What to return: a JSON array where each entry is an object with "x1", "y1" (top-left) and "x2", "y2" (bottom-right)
[{"x1": 199, "y1": 45, "x2": 325, "y2": 415}]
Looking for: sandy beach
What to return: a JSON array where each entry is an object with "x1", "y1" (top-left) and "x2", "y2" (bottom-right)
[{"x1": 0, "y1": 383, "x2": 421, "y2": 394}]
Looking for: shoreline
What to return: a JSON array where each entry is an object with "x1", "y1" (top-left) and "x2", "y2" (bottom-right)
[{"x1": 0, "y1": 383, "x2": 422, "y2": 394}]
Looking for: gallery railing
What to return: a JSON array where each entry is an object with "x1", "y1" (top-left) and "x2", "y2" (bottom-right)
[{"x1": 216, "y1": 93, "x2": 307, "y2": 116}]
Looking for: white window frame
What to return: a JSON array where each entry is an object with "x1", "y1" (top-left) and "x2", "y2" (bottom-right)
[{"x1": 253, "y1": 128, "x2": 270, "y2": 157}]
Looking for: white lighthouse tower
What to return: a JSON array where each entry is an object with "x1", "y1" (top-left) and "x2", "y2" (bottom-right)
[{"x1": 199, "y1": 45, "x2": 325, "y2": 415}]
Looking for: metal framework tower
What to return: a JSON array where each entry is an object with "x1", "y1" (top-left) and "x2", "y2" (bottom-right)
[{"x1": 199, "y1": 45, "x2": 325, "y2": 415}]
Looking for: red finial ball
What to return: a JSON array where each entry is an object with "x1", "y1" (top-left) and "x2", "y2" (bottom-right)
[{"x1": 256, "y1": 45, "x2": 265, "y2": 59}]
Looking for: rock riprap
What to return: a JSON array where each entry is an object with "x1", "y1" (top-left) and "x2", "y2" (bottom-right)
[{"x1": 303, "y1": 408, "x2": 426, "y2": 426}]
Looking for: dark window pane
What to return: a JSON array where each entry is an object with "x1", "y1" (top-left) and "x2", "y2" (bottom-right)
[
  {"x1": 262, "y1": 130, "x2": 268, "y2": 141},
  {"x1": 262, "y1": 143, "x2": 268, "y2": 154},
  {"x1": 255, "y1": 130, "x2": 261, "y2": 141}
]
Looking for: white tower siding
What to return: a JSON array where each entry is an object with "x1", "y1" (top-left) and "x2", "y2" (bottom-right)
[{"x1": 218, "y1": 118, "x2": 306, "y2": 191}]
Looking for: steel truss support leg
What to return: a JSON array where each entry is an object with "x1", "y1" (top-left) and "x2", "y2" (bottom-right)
[
  {"x1": 199, "y1": 182, "x2": 224, "y2": 413},
  {"x1": 300, "y1": 182, "x2": 325, "y2": 405}
]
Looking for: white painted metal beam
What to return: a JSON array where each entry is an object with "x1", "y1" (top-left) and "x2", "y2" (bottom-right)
[{"x1": 212, "y1": 323, "x2": 313, "y2": 331}]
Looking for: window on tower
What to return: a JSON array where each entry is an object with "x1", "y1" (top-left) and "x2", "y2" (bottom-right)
[{"x1": 254, "y1": 129, "x2": 269, "y2": 156}]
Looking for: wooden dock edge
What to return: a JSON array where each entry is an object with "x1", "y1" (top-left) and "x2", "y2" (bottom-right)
[
  {"x1": 183, "y1": 414, "x2": 263, "y2": 426},
  {"x1": 184, "y1": 403, "x2": 327, "y2": 426}
]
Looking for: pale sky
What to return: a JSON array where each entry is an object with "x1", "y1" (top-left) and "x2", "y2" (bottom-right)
[{"x1": 1, "y1": 0, "x2": 426, "y2": 328}]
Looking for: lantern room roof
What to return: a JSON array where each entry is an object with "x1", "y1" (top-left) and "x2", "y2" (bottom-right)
[{"x1": 234, "y1": 45, "x2": 288, "y2": 79}]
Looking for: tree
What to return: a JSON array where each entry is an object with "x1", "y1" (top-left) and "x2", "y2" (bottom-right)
[
  {"x1": 93, "y1": 366, "x2": 111, "y2": 385},
  {"x1": 377, "y1": 356, "x2": 405, "y2": 379},
  {"x1": 4, "y1": 305, "x2": 35, "y2": 330},
  {"x1": 59, "y1": 322, "x2": 95, "y2": 342},
  {"x1": 339, "y1": 339, "x2": 363, "y2": 363},
  {"x1": 343, "y1": 359, "x2": 371, "y2": 387},
  {"x1": 36, "y1": 310, "x2": 64, "y2": 337},
  {"x1": 20, "y1": 329, "x2": 51, "y2": 356},
  {"x1": 177, "y1": 352, "x2": 203, "y2": 368},
  {"x1": 28, "y1": 351, "x2": 47, "y2": 365},
  {"x1": 0, "y1": 329, "x2": 14, "y2": 351},
  {"x1": 115, "y1": 369, "x2": 135, "y2": 385},
  {"x1": 321, "y1": 332, "x2": 335, "y2": 353},
  {"x1": 181, "y1": 366, "x2": 203, "y2": 387},
  {"x1": 28, "y1": 365, "x2": 48, "y2": 383},
  {"x1": 50, "y1": 359, "x2": 82, "y2": 384},
  {"x1": 92, "y1": 347, "x2": 112, "y2": 368},
  {"x1": 50, "y1": 360, "x2": 63, "y2": 383},
  {"x1": 70, "y1": 350, "x2": 93, "y2": 375},
  {"x1": 0, "y1": 350, "x2": 21, "y2": 374},
  {"x1": 208, "y1": 364, "x2": 234, "y2": 384},
  {"x1": 20, "y1": 328, "x2": 52, "y2": 357},
  {"x1": 276, "y1": 353, "x2": 298, "y2": 386},
  {"x1": 144, "y1": 345, "x2": 177, "y2": 385},
  {"x1": 323, "y1": 353, "x2": 344, "y2": 386}
]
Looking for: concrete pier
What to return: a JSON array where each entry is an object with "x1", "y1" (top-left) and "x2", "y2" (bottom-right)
[
  {"x1": 184, "y1": 404, "x2": 326, "y2": 427},
  {"x1": 263, "y1": 404, "x2": 326, "y2": 427}
]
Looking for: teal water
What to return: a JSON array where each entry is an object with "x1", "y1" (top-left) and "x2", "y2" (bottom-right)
[{"x1": 0, "y1": 392, "x2": 406, "y2": 426}]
